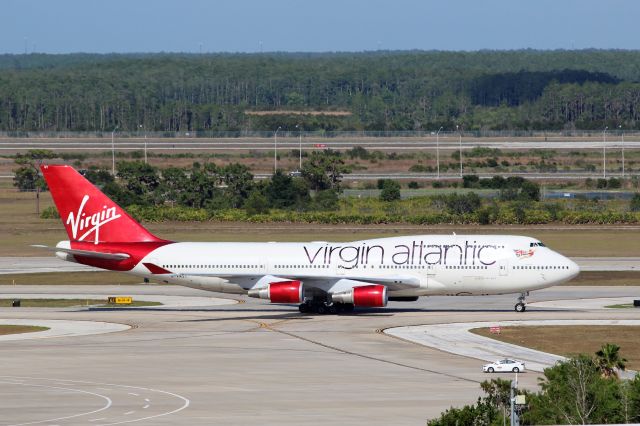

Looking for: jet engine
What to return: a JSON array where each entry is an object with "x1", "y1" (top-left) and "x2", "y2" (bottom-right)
[
  {"x1": 331, "y1": 284, "x2": 387, "y2": 307},
  {"x1": 248, "y1": 280, "x2": 304, "y2": 303}
]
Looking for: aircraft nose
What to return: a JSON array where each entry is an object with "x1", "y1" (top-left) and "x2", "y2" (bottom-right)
[{"x1": 566, "y1": 257, "x2": 580, "y2": 280}]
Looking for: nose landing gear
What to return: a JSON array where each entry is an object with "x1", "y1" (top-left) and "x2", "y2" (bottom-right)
[{"x1": 515, "y1": 292, "x2": 528, "y2": 312}]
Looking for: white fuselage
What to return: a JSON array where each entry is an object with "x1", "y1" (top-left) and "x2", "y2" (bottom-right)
[{"x1": 128, "y1": 234, "x2": 579, "y2": 298}]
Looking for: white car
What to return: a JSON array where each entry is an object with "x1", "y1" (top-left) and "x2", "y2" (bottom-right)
[{"x1": 483, "y1": 359, "x2": 525, "y2": 373}]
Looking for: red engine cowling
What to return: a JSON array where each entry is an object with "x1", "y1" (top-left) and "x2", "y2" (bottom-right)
[
  {"x1": 248, "y1": 280, "x2": 304, "y2": 303},
  {"x1": 331, "y1": 284, "x2": 387, "y2": 307}
]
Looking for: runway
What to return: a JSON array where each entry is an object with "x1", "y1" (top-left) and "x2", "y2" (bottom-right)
[{"x1": 1, "y1": 284, "x2": 640, "y2": 425}]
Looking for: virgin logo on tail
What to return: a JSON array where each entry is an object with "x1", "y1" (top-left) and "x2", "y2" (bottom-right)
[{"x1": 66, "y1": 195, "x2": 122, "y2": 244}]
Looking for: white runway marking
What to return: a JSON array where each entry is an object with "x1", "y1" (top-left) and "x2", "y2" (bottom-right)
[
  {"x1": 1, "y1": 376, "x2": 190, "y2": 425},
  {"x1": 0, "y1": 381, "x2": 112, "y2": 426}
]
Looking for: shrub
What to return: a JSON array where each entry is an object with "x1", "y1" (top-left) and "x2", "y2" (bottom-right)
[
  {"x1": 462, "y1": 174, "x2": 480, "y2": 188},
  {"x1": 380, "y1": 180, "x2": 401, "y2": 202},
  {"x1": 40, "y1": 206, "x2": 59, "y2": 219},
  {"x1": 244, "y1": 190, "x2": 270, "y2": 215},
  {"x1": 631, "y1": 193, "x2": 640, "y2": 212}
]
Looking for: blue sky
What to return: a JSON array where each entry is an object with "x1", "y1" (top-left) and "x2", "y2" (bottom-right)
[{"x1": 2, "y1": 0, "x2": 639, "y2": 53}]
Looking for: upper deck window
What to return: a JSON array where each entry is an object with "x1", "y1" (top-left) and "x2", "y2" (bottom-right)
[{"x1": 529, "y1": 242, "x2": 546, "y2": 247}]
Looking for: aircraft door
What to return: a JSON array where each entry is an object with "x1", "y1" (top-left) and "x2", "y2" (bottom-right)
[{"x1": 498, "y1": 259, "x2": 509, "y2": 276}]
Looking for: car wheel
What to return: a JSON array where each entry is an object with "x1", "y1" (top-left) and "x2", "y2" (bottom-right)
[
  {"x1": 487, "y1": 367, "x2": 494, "y2": 373},
  {"x1": 512, "y1": 367, "x2": 519, "y2": 373}
]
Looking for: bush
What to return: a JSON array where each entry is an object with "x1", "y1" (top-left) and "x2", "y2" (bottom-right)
[
  {"x1": 407, "y1": 181, "x2": 420, "y2": 189},
  {"x1": 312, "y1": 189, "x2": 340, "y2": 211},
  {"x1": 462, "y1": 174, "x2": 480, "y2": 188},
  {"x1": 608, "y1": 177, "x2": 622, "y2": 189},
  {"x1": 436, "y1": 192, "x2": 482, "y2": 215},
  {"x1": 244, "y1": 190, "x2": 270, "y2": 215},
  {"x1": 380, "y1": 180, "x2": 401, "y2": 202},
  {"x1": 631, "y1": 193, "x2": 640, "y2": 212},
  {"x1": 40, "y1": 206, "x2": 59, "y2": 219}
]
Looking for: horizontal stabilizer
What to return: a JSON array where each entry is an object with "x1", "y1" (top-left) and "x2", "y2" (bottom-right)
[{"x1": 31, "y1": 244, "x2": 130, "y2": 261}]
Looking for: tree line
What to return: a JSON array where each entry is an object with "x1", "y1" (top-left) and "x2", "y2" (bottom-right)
[{"x1": 2, "y1": 50, "x2": 640, "y2": 132}]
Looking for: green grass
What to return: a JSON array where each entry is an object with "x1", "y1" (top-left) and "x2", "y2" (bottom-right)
[
  {"x1": 604, "y1": 304, "x2": 637, "y2": 309},
  {"x1": 0, "y1": 325, "x2": 49, "y2": 335},
  {"x1": 0, "y1": 298, "x2": 161, "y2": 307}
]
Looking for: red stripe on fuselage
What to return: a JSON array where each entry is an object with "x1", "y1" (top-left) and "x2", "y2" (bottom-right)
[{"x1": 69, "y1": 241, "x2": 173, "y2": 271}]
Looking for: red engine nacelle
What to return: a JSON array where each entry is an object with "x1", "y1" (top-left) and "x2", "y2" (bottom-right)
[
  {"x1": 248, "y1": 280, "x2": 304, "y2": 303},
  {"x1": 331, "y1": 284, "x2": 387, "y2": 307}
]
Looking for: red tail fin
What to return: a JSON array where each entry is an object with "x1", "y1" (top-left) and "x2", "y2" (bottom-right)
[{"x1": 41, "y1": 165, "x2": 165, "y2": 244}]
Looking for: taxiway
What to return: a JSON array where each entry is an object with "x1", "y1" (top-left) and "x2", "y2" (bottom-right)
[{"x1": 1, "y1": 284, "x2": 639, "y2": 425}]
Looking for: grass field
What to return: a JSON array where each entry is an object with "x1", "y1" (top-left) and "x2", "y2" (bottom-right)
[
  {"x1": 0, "y1": 298, "x2": 161, "y2": 307},
  {"x1": 0, "y1": 325, "x2": 49, "y2": 335},
  {"x1": 0, "y1": 271, "x2": 144, "y2": 285},
  {"x1": 471, "y1": 326, "x2": 640, "y2": 370},
  {"x1": 570, "y1": 271, "x2": 640, "y2": 286}
]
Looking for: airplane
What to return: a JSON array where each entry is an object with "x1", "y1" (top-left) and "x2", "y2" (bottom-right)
[{"x1": 37, "y1": 164, "x2": 580, "y2": 314}]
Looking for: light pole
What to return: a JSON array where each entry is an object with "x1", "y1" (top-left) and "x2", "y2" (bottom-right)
[
  {"x1": 436, "y1": 126, "x2": 443, "y2": 179},
  {"x1": 274, "y1": 126, "x2": 281, "y2": 173},
  {"x1": 111, "y1": 125, "x2": 118, "y2": 176},
  {"x1": 620, "y1": 125, "x2": 625, "y2": 178},
  {"x1": 139, "y1": 124, "x2": 147, "y2": 164},
  {"x1": 457, "y1": 125, "x2": 463, "y2": 178},
  {"x1": 295, "y1": 124, "x2": 303, "y2": 171},
  {"x1": 603, "y1": 126, "x2": 608, "y2": 179}
]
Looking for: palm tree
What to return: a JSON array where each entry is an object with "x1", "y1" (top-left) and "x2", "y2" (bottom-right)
[{"x1": 595, "y1": 343, "x2": 627, "y2": 379}]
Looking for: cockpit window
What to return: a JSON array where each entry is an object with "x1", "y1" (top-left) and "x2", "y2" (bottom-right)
[{"x1": 529, "y1": 242, "x2": 546, "y2": 247}]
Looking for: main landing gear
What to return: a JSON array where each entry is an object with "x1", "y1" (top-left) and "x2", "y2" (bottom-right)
[
  {"x1": 299, "y1": 300, "x2": 355, "y2": 315},
  {"x1": 515, "y1": 292, "x2": 528, "y2": 312}
]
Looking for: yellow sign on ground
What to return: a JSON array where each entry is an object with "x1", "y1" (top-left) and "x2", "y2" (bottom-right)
[{"x1": 107, "y1": 297, "x2": 133, "y2": 304}]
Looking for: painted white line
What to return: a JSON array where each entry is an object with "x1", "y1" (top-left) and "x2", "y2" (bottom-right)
[
  {"x1": 144, "y1": 398, "x2": 150, "y2": 403},
  {"x1": 127, "y1": 392, "x2": 139, "y2": 396},
  {"x1": 89, "y1": 418, "x2": 106, "y2": 422},
  {"x1": 1, "y1": 381, "x2": 112, "y2": 426},
  {"x1": 123, "y1": 411, "x2": 135, "y2": 416},
  {"x1": 1, "y1": 376, "x2": 190, "y2": 425},
  {"x1": 142, "y1": 405, "x2": 150, "y2": 409}
]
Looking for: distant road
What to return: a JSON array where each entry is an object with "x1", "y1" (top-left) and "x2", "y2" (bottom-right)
[{"x1": 0, "y1": 137, "x2": 636, "y2": 152}]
